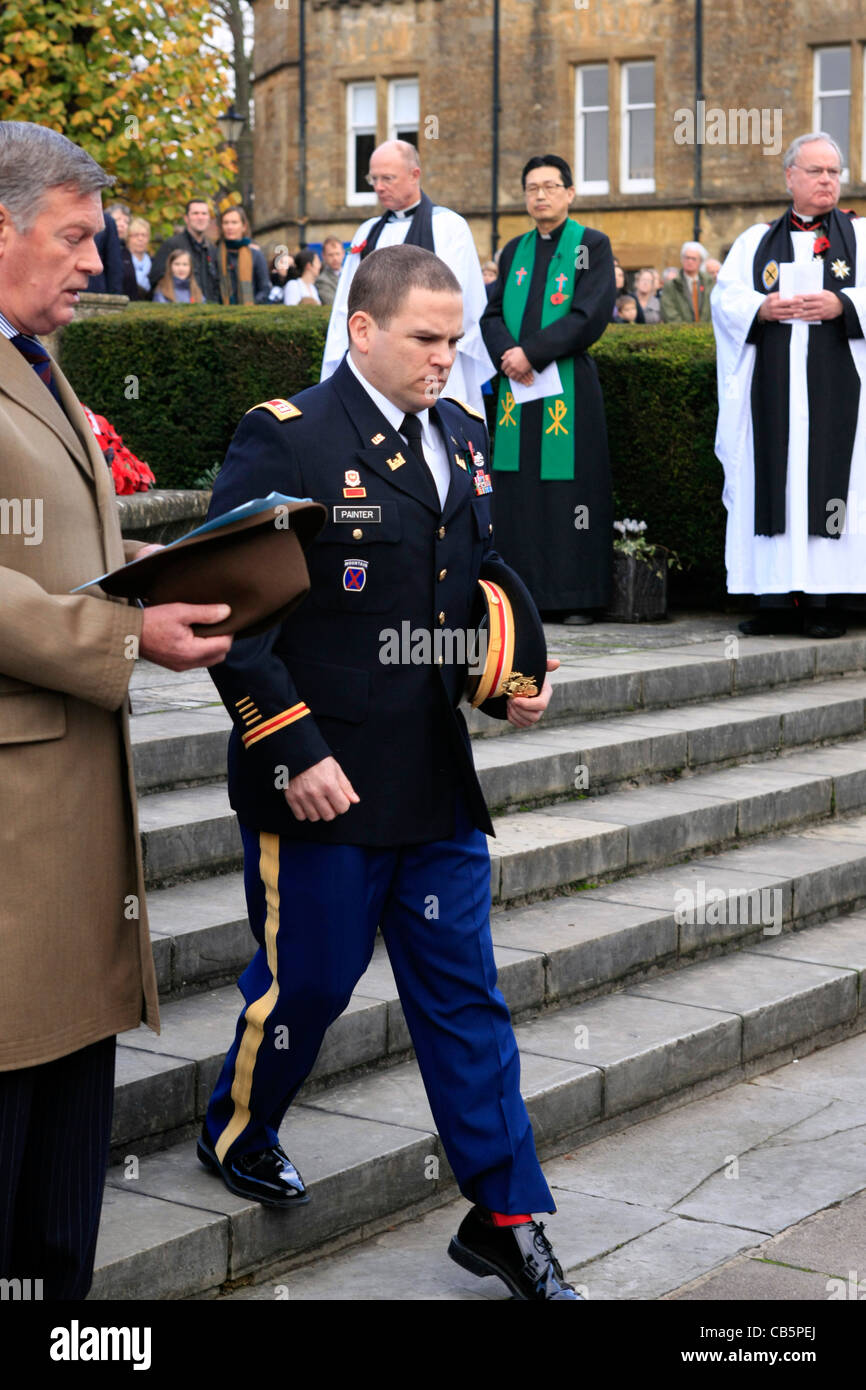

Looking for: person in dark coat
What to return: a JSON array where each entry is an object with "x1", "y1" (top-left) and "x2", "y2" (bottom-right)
[
  {"x1": 217, "y1": 205, "x2": 271, "y2": 305},
  {"x1": 196, "y1": 243, "x2": 580, "y2": 1301},
  {"x1": 86, "y1": 202, "x2": 125, "y2": 294},
  {"x1": 481, "y1": 154, "x2": 616, "y2": 623},
  {"x1": 149, "y1": 197, "x2": 220, "y2": 303}
]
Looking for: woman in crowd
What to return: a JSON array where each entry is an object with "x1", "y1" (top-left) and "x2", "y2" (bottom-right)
[
  {"x1": 127, "y1": 217, "x2": 152, "y2": 298},
  {"x1": 106, "y1": 201, "x2": 142, "y2": 300},
  {"x1": 217, "y1": 205, "x2": 272, "y2": 304},
  {"x1": 283, "y1": 247, "x2": 322, "y2": 306},
  {"x1": 634, "y1": 267, "x2": 661, "y2": 323},
  {"x1": 152, "y1": 249, "x2": 205, "y2": 304},
  {"x1": 611, "y1": 257, "x2": 644, "y2": 322}
]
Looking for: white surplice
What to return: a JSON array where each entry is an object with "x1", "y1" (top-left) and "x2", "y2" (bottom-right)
[
  {"x1": 320, "y1": 204, "x2": 494, "y2": 414},
  {"x1": 712, "y1": 218, "x2": 866, "y2": 593}
]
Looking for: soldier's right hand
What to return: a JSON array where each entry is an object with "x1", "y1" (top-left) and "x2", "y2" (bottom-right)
[
  {"x1": 284, "y1": 756, "x2": 360, "y2": 822},
  {"x1": 139, "y1": 603, "x2": 233, "y2": 671}
]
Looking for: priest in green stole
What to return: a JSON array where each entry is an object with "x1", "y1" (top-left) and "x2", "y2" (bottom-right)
[{"x1": 481, "y1": 155, "x2": 616, "y2": 621}]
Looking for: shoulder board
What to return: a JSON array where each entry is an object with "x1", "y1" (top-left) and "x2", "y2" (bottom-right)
[
  {"x1": 442, "y1": 396, "x2": 484, "y2": 421},
  {"x1": 246, "y1": 398, "x2": 303, "y2": 421}
]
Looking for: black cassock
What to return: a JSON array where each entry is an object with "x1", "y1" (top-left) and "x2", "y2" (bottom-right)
[{"x1": 481, "y1": 220, "x2": 615, "y2": 611}]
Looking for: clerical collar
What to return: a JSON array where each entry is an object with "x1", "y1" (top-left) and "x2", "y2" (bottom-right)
[
  {"x1": 388, "y1": 202, "x2": 421, "y2": 222},
  {"x1": 790, "y1": 207, "x2": 826, "y2": 233},
  {"x1": 537, "y1": 218, "x2": 568, "y2": 243}
]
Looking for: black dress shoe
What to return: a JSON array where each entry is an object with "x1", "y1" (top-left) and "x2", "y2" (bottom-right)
[
  {"x1": 803, "y1": 621, "x2": 846, "y2": 639},
  {"x1": 196, "y1": 1126, "x2": 309, "y2": 1208},
  {"x1": 448, "y1": 1206, "x2": 582, "y2": 1300}
]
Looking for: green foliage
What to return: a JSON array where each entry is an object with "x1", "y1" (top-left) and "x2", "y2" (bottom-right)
[
  {"x1": 0, "y1": 0, "x2": 235, "y2": 240},
  {"x1": 59, "y1": 304, "x2": 331, "y2": 489},
  {"x1": 590, "y1": 324, "x2": 723, "y2": 601}
]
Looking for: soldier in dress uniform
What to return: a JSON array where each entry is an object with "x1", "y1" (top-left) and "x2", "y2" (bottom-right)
[{"x1": 198, "y1": 244, "x2": 581, "y2": 1300}]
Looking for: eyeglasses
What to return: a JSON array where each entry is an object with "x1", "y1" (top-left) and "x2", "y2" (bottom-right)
[
  {"x1": 365, "y1": 173, "x2": 401, "y2": 187},
  {"x1": 524, "y1": 182, "x2": 567, "y2": 197},
  {"x1": 793, "y1": 164, "x2": 843, "y2": 178}
]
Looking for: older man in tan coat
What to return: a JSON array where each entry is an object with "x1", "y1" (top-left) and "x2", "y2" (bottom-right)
[{"x1": 0, "y1": 121, "x2": 232, "y2": 1299}]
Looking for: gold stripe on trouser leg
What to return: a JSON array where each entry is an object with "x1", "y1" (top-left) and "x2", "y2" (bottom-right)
[{"x1": 214, "y1": 831, "x2": 282, "y2": 1164}]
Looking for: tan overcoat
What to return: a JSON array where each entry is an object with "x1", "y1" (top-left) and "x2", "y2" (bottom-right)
[{"x1": 0, "y1": 334, "x2": 158, "y2": 1069}]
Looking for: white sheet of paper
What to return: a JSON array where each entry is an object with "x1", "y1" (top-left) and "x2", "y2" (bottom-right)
[
  {"x1": 778, "y1": 260, "x2": 824, "y2": 324},
  {"x1": 510, "y1": 361, "x2": 564, "y2": 404}
]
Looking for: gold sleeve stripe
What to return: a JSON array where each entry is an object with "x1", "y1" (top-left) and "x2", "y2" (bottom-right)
[
  {"x1": 242, "y1": 703, "x2": 310, "y2": 748},
  {"x1": 235, "y1": 697, "x2": 255, "y2": 711}
]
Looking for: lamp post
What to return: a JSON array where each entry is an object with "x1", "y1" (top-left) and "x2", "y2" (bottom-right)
[{"x1": 217, "y1": 104, "x2": 252, "y2": 212}]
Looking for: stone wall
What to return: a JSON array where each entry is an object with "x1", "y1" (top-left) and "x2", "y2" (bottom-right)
[{"x1": 251, "y1": 0, "x2": 866, "y2": 267}]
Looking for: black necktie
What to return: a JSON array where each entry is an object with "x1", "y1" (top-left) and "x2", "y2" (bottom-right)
[
  {"x1": 400, "y1": 412, "x2": 440, "y2": 509},
  {"x1": 10, "y1": 333, "x2": 63, "y2": 406}
]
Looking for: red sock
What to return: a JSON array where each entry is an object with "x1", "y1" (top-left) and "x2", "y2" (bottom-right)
[{"x1": 490, "y1": 1212, "x2": 532, "y2": 1227}]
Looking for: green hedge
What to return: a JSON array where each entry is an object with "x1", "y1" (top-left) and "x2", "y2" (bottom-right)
[
  {"x1": 590, "y1": 323, "x2": 724, "y2": 603},
  {"x1": 60, "y1": 303, "x2": 331, "y2": 490},
  {"x1": 61, "y1": 309, "x2": 726, "y2": 600}
]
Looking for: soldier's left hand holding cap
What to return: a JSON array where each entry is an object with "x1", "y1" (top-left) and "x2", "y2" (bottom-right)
[{"x1": 507, "y1": 658, "x2": 559, "y2": 728}]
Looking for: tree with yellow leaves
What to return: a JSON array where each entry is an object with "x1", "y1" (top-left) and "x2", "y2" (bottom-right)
[{"x1": 0, "y1": 0, "x2": 237, "y2": 239}]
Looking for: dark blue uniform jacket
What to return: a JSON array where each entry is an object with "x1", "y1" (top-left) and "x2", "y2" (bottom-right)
[{"x1": 207, "y1": 356, "x2": 525, "y2": 846}]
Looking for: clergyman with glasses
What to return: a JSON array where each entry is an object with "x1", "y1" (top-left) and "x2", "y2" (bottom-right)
[
  {"x1": 320, "y1": 140, "x2": 493, "y2": 413},
  {"x1": 480, "y1": 154, "x2": 616, "y2": 624},
  {"x1": 713, "y1": 132, "x2": 866, "y2": 639}
]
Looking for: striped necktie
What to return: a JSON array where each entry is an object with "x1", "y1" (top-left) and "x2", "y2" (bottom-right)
[{"x1": 10, "y1": 333, "x2": 63, "y2": 406}]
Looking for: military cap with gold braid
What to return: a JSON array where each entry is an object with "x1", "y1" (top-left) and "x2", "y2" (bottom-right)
[{"x1": 467, "y1": 568, "x2": 547, "y2": 718}]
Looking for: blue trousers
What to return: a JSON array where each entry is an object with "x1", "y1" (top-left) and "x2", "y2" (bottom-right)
[{"x1": 205, "y1": 799, "x2": 553, "y2": 1215}]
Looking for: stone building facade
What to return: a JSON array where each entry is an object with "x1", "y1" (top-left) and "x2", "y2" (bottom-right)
[{"x1": 251, "y1": 0, "x2": 866, "y2": 271}]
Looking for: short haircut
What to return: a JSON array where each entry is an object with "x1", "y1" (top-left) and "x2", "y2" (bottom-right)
[
  {"x1": 680, "y1": 241, "x2": 707, "y2": 260},
  {"x1": 185, "y1": 196, "x2": 211, "y2": 214},
  {"x1": 616, "y1": 293, "x2": 636, "y2": 309},
  {"x1": 347, "y1": 244, "x2": 460, "y2": 326},
  {"x1": 783, "y1": 131, "x2": 843, "y2": 171},
  {"x1": 0, "y1": 121, "x2": 113, "y2": 233},
  {"x1": 128, "y1": 216, "x2": 150, "y2": 236},
  {"x1": 322, "y1": 235, "x2": 344, "y2": 250},
  {"x1": 521, "y1": 154, "x2": 574, "y2": 189}
]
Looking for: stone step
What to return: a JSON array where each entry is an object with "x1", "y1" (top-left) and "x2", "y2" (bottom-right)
[
  {"x1": 93, "y1": 906, "x2": 866, "y2": 1299},
  {"x1": 129, "y1": 640, "x2": 866, "y2": 791},
  {"x1": 132, "y1": 672, "x2": 866, "y2": 806},
  {"x1": 138, "y1": 730, "x2": 866, "y2": 893},
  {"x1": 129, "y1": 812, "x2": 866, "y2": 1156}
]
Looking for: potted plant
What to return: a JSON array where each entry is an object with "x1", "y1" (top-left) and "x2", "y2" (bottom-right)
[{"x1": 606, "y1": 518, "x2": 682, "y2": 622}]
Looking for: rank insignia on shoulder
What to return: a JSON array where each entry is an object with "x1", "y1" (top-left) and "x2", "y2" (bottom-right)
[
  {"x1": 443, "y1": 397, "x2": 484, "y2": 421},
  {"x1": 761, "y1": 260, "x2": 779, "y2": 291},
  {"x1": 247, "y1": 398, "x2": 303, "y2": 421}
]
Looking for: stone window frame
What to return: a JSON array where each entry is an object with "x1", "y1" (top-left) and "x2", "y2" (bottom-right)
[
  {"x1": 813, "y1": 44, "x2": 852, "y2": 183},
  {"x1": 575, "y1": 63, "x2": 610, "y2": 196},
  {"x1": 620, "y1": 59, "x2": 656, "y2": 194}
]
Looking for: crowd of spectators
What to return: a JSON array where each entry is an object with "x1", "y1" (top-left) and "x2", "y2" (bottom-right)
[
  {"x1": 91, "y1": 195, "x2": 347, "y2": 312},
  {"x1": 93, "y1": 192, "x2": 725, "y2": 333}
]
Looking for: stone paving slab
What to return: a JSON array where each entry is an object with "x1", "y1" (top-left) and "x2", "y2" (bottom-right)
[
  {"x1": 751, "y1": 1029, "x2": 866, "y2": 1107},
  {"x1": 91, "y1": 1184, "x2": 228, "y2": 1300},
  {"x1": 674, "y1": 1099, "x2": 866, "y2": 1234}
]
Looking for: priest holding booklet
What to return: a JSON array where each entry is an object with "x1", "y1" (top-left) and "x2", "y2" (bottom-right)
[{"x1": 713, "y1": 131, "x2": 866, "y2": 639}]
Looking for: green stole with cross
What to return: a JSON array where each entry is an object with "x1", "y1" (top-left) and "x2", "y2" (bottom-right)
[{"x1": 493, "y1": 217, "x2": 585, "y2": 479}]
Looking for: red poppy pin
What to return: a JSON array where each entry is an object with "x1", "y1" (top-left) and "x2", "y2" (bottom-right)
[
  {"x1": 813, "y1": 235, "x2": 831, "y2": 257},
  {"x1": 349, "y1": 239, "x2": 367, "y2": 256}
]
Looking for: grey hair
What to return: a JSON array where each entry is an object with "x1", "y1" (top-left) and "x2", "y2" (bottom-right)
[
  {"x1": 0, "y1": 121, "x2": 114, "y2": 232},
  {"x1": 783, "y1": 131, "x2": 843, "y2": 170},
  {"x1": 680, "y1": 240, "x2": 708, "y2": 260}
]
